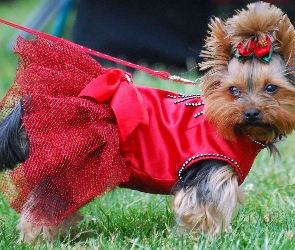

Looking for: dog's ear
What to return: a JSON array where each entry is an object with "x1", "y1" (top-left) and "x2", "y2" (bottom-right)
[
  {"x1": 199, "y1": 17, "x2": 231, "y2": 96},
  {"x1": 199, "y1": 17, "x2": 231, "y2": 71},
  {"x1": 276, "y1": 14, "x2": 295, "y2": 70}
]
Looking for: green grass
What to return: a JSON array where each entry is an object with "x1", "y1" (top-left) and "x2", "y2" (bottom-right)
[
  {"x1": 0, "y1": 1, "x2": 295, "y2": 249},
  {"x1": 0, "y1": 147, "x2": 295, "y2": 250}
]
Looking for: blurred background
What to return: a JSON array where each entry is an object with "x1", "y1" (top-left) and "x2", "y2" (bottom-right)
[{"x1": 0, "y1": 0, "x2": 294, "y2": 98}]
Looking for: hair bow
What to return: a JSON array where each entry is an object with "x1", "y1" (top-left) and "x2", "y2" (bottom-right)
[{"x1": 234, "y1": 35, "x2": 273, "y2": 63}]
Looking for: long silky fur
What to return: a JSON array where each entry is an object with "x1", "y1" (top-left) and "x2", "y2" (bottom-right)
[
  {"x1": 226, "y1": 2, "x2": 283, "y2": 45},
  {"x1": 276, "y1": 14, "x2": 295, "y2": 70},
  {"x1": 200, "y1": 2, "x2": 295, "y2": 148},
  {"x1": 172, "y1": 160, "x2": 243, "y2": 234},
  {"x1": 199, "y1": 18, "x2": 231, "y2": 97},
  {"x1": 0, "y1": 101, "x2": 29, "y2": 171}
]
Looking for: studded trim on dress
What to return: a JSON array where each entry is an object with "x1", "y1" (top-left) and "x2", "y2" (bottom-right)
[
  {"x1": 166, "y1": 93, "x2": 255, "y2": 183},
  {"x1": 167, "y1": 93, "x2": 205, "y2": 118},
  {"x1": 178, "y1": 153, "x2": 243, "y2": 180}
]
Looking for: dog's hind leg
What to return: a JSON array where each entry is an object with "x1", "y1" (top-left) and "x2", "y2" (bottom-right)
[
  {"x1": 0, "y1": 101, "x2": 29, "y2": 171},
  {"x1": 172, "y1": 160, "x2": 244, "y2": 235},
  {"x1": 17, "y1": 210, "x2": 83, "y2": 243}
]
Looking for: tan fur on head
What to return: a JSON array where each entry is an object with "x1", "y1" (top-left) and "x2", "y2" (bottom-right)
[
  {"x1": 226, "y1": 2, "x2": 283, "y2": 45},
  {"x1": 199, "y1": 18, "x2": 230, "y2": 96},
  {"x1": 200, "y1": 2, "x2": 288, "y2": 97},
  {"x1": 276, "y1": 15, "x2": 295, "y2": 72},
  {"x1": 173, "y1": 164, "x2": 243, "y2": 235},
  {"x1": 199, "y1": 18, "x2": 231, "y2": 71},
  {"x1": 199, "y1": 1, "x2": 295, "y2": 143},
  {"x1": 203, "y1": 54, "x2": 295, "y2": 142}
]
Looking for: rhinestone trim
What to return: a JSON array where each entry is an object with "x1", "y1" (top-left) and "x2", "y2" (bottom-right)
[
  {"x1": 167, "y1": 93, "x2": 201, "y2": 98},
  {"x1": 251, "y1": 138, "x2": 267, "y2": 147},
  {"x1": 185, "y1": 102, "x2": 205, "y2": 107},
  {"x1": 194, "y1": 111, "x2": 204, "y2": 118},
  {"x1": 167, "y1": 93, "x2": 201, "y2": 101},
  {"x1": 167, "y1": 93, "x2": 205, "y2": 119},
  {"x1": 174, "y1": 98, "x2": 197, "y2": 104},
  {"x1": 178, "y1": 153, "x2": 243, "y2": 180}
]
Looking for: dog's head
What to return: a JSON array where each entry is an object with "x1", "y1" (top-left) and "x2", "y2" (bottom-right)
[{"x1": 199, "y1": 2, "x2": 295, "y2": 147}]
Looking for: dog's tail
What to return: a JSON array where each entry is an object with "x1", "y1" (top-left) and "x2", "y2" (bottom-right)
[{"x1": 0, "y1": 101, "x2": 29, "y2": 171}]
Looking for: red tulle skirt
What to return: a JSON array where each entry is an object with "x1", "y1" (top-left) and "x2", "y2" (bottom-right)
[{"x1": 0, "y1": 37, "x2": 130, "y2": 226}]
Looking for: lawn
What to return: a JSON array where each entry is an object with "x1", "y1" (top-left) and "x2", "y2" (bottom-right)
[{"x1": 0, "y1": 1, "x2": 294, "y2": 249}]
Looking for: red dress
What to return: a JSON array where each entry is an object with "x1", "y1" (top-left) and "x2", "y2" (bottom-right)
[
  {"x1": 119, "y1": 87, "x2": 263, "y2": 194},
  {"x1": 0, "y1": 37, "x2": 263, "y2": 226}
]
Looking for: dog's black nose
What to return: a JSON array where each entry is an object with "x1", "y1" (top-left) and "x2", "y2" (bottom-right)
[{"x1": 244, "y1": 108, "x2": 261, "y2": 124}]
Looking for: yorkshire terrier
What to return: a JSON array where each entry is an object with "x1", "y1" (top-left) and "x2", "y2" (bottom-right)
[{"x1": 0, "y1": 1, "x2": 295, "y2": 243}]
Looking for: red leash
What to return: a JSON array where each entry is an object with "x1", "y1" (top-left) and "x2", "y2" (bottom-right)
[{"x1": 0, "y1": 18, "x2": 197, "y2": 85}]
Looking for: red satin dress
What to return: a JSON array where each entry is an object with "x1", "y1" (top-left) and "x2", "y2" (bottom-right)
[
  {"x1": 0, "y1": 37, "x2": 264, "y2": 226},
  {"x1": 119, "y1": 87, "x2": 264, "y2": 194}
]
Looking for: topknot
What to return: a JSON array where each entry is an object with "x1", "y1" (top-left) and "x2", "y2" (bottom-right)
[{"x1": 226, "y1": 1, "x2": 283, "y2": 46}]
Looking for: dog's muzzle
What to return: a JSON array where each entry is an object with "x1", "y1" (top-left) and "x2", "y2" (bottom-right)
[{"x1": 243, "y1": 108, "x2": 262, "y2": 125}]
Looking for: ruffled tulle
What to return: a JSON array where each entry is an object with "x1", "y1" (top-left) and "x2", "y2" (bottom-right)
[{"x1": 0, "y1": 37, "x2": 130, "y2": 226}]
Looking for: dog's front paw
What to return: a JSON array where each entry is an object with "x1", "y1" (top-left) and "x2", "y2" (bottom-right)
[
  {"x1": 173, "y1": 163, "x2": 243, "y2": 235},
  {"x1": 173, "y1": 188, "x2": 223, "y2": 235}
]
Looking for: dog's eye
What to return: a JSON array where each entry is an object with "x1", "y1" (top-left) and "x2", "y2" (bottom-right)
[
  {"x1": 229, "y1": 86, "x2": 241, "y2": 97},
  {"x1": 264, "y1": 84, "x2": 278, "y2": 94}
]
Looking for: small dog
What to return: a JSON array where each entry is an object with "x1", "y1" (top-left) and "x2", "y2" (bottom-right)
[{"x1": 0, "y1": 1, "x2": 295, "y2": 243}]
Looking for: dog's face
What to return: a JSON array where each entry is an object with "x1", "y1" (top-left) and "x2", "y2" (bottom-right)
[
  {"x1": 199, "y1": 2, "x2": 295, "y2": 144},
  {"x1": 203, "y1": 55, "x2": 295, "y2": 143}
]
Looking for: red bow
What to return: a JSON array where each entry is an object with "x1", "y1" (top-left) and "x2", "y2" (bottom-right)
[
  {"x1": 79, "y1": 68, "x2": 149, "y2": 140},
  {"x1": 237, "y1": 35, "x2": 271, "y2": 58}
]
